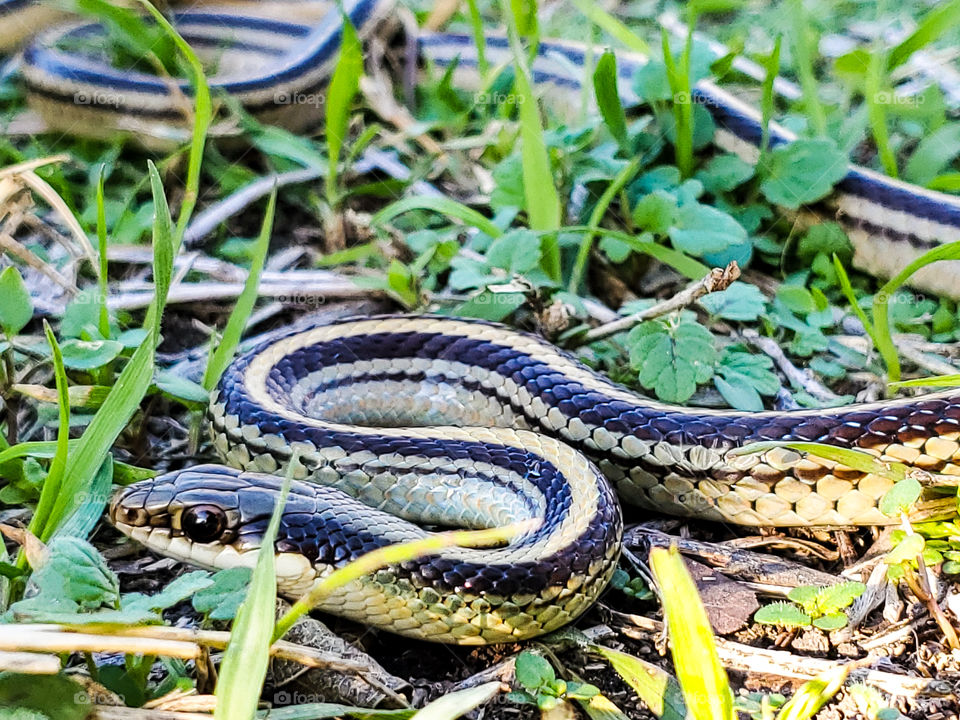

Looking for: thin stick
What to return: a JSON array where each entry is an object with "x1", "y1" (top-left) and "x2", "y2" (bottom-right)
[
  {"x1": 740, "y1": 328, "x2": 841, "y2": 404},
  {"x1": 575, "y1": 262, "x2": 740, "y2": 346}
]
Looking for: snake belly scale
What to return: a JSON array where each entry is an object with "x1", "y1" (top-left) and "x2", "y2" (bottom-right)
[{"x1": 111, "y1": 315, "x2": 960, "y2": 643}]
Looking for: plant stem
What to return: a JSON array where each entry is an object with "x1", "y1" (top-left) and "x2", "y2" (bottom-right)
[
  {"x1": 568, "y1": 157, "x2": 641, "y2": 294},
  {"x1": 788, "y1": 0, "x2": 827, "y2": 136},
  {"x1": 2, "y1": 344, "x2": 17, "y2": 445}
]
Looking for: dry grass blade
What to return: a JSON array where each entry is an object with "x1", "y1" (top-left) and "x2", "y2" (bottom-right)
[
  {"x1": 18, "y1": 170, "x2": 98, "y2": 271},
  {"x1": 0, "y1": 155, "x2": 71, "y2": 179},
  {"x1": 0, "y1": 650, "x2": 61, "y2": 674},
  {"x1": 0, "y1": 230, "x2": 78, "y2": 295},
  {"x1": 0, "y1": 625, "x2": 201, "y2": 659}
]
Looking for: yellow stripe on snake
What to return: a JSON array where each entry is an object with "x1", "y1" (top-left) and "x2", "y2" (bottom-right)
[{"x1": 6, "y1": 0, "x2": 960, "y2": 643}]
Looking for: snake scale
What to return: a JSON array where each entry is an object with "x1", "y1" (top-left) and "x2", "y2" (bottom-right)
[{"x1": 7, "y1": 0, "x2": 960, "y2": 642}]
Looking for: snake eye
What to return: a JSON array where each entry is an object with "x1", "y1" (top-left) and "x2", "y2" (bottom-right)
[{"x1": 181, "y1": 505, "x2": 227, "y2": 543}]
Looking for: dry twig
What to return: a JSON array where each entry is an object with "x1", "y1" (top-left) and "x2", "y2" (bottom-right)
[{"x1": 575, "y1": 262, "x2": 741, "y2": 346}]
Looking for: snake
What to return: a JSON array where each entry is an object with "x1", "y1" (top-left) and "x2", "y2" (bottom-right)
[{"x1": 7, "y1": 0, "x2": 960, "y2": 643}]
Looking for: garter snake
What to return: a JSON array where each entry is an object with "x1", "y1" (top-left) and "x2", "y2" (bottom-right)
[
  {"x1": 108, "y1": 314, "x2": 960, "y2": 643},
  {"x1": 6, "y1": 0, "x2": 960, "y2": 642}
]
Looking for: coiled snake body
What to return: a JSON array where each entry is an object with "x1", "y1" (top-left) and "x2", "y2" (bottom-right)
[
  {"x1": 110, "y1": 316, "x2": 960, "y2": 643},
  {"x1": 8, "y1": 0, "x2": 960, "y2": 642}
]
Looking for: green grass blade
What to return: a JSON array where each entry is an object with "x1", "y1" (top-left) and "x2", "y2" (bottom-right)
[
  {"x1": 787, "y1": 0, "x2": 826, "y2": 136},
  {"x1": 865, "y1": 48, "x2": 897, "y2": 178},
  {"x1": 325, "y1": 11, "x2": 363, "y2": 205},
  {"x1": 37, "y1": 154, "x2": 175, "y2": 539},
  {"x1": 214, "y1": 464, "x2": 294, "y2": 720},
  {"x1": 273, "y1": 522, "x2": 534, "y2": 641},
  {"x1": 873, "y1": 240, "x2": 960, "y2": 383},
  {"x1": 887, "y1": 0, "x2": 960, "y2": 72},
  {"x1": 0, "y1": 442, "x2": 150, "y2": 485},
  {"x1": 593, "y1": 51, "x2": 629, "y2": 151},
  {"x1": 500, "y1": 0, "x2": 562, "y2": 281},
  {"x1": 94, "y1": 166, "x2": 110, "y2": 340},
  {"x1": 143, "y1": 161, "x2": 174, "y2": 339},
  {"x1": 202, "y1": 189, "x2": 276, "y2": 391},
  {"x1": 889, "y1": 374, "x2": 960, "y2": 389},
  {"x1": 465, "y1": 0, "x2": 488, "y2": 75},
  {"x1": 373, "y1": 197, "x2": 503, "y2": 239},
  {"x1": 42, "y1": 330, "x2": 155, "y2": 541},
  {"x1": 592, "y1": 646, "x2": 686, "y2": 720},
  {"x1": 0, "y1": 441, "x2": 79, "y2": 466},
  {"x1": 27, "y1": 321, "x2": 71, "y2": 542},
  {"x1": 729, "y1": 440, "x2": 907, "y2": 482},
  {"x1": 661, "y1": 28, "x2": 694, "y2": 178},
  {"x1": 72, "y1": 0, "x2": 177, "y2": 71},
  {"x1": 509, "y1": 0, "x2": 538, "y2": 39},
  {"x1": 649, "y1": 546, "x2": 734, "y2": 720},
  {"x1": 569, "y1": 0, "x2": 649, "y2": 54},
  {"x1": 569, "y1": 158, "x2": 642, "y2": 293},
  {"x1": 759, "y1": 35, "x2": 782, "y2": 159},
  {"x1": 133, "y1": 0, "x2": 211, "y2": 248},
  {"x1": 53, "y1": 457, "x2": 113, "y2": 540},
  {"x1": 775, "y1": 665, "x2": 849, "y2": 720},
  {"x1": 564, "y1": 226, "x2": 709, "y2": 280},
  {"x1": 831, "y1": 254, "x2": 877, "y2": 346}
]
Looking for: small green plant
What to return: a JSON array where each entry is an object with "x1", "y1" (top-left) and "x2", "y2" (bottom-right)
[
  {"x1": 878, "y1": 476, "x2": 960, "y2": 649},
  {"x1": 754, "y1": 581, "x2": 866, "y2": 631},
  {"x1": 736, "y1": 691, "x2": 787, "y2": 720},
  {"x1": 507, "y1": 651, "x2": 600, "y2": 712},
  {"x1": 609, "y1": 567, "x2": 654, "y2": 600}
]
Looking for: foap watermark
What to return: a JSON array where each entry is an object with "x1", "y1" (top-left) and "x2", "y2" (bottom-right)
[
  {"x1": 276, "y1": 292, "x2": 328, "y2": 307},
  {"x1": 474, "y1": 91, "x2": 526, "y2": 106},
  {"x1": 274, "y1": 90, "x2": 325, "y2": 108},
  {"x1": 472, "y1": 290, "x2": 526, "y2": 306},
  {"x1": 873, "y1": 91, "x2": 925, "y2": 107},
  {"x1": 74, "y1": 490, "x2": 114, "y2": 505},
  {"x1": 874, "y1": 289, "x2": 926, "y2": 305},
  {"x1": 672, "y1": 91, "x2": 709, "y2": 106},
  {"x1": 74, "y1": 90, "x2": 124, "y2": 108},
  {"x1": 273, "y1": 691, "x2": 332, "y2": 706},
  {"x1": 75, "y1": 689, "x2": 124, "y2": 705}
]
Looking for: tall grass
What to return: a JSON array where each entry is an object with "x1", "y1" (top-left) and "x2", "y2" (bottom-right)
[
  {"x1": 324, "y1": 11, "x2": 363, "y2": 206},
  {"x1": 17, "y1": 2, "x2": 212, "y2": 549},
  {"x1": 202, "y1": 190, "x2": 277, "y2": 391},
  {"x1": 787, "y1": 0, "x2": 826, "y2": 136},
  {"x1": 499, "y1": 0, "x2": 562, "y2": 284},
  {"x1": 660, "y1": 26, "x2": 694, "y2": 178},
  {"x1": 214, "y1": 461, "x2": 295, "y2": 720},
  {"x1": 834, "y1": 241, "x2": 960, "y2": 383}
]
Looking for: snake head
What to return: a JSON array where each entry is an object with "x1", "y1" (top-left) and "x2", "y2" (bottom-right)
[
  {"x1": 109, "y1": 465, "x2": 284, "y2": 571},
  {"x1": 108, "y1": 465, "x2": 367, "y2": 596}
]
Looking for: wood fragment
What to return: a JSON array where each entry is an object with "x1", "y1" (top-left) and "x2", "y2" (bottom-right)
[{"x1": 627, "y1": 527, "x2": 839, "y2": 589}]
